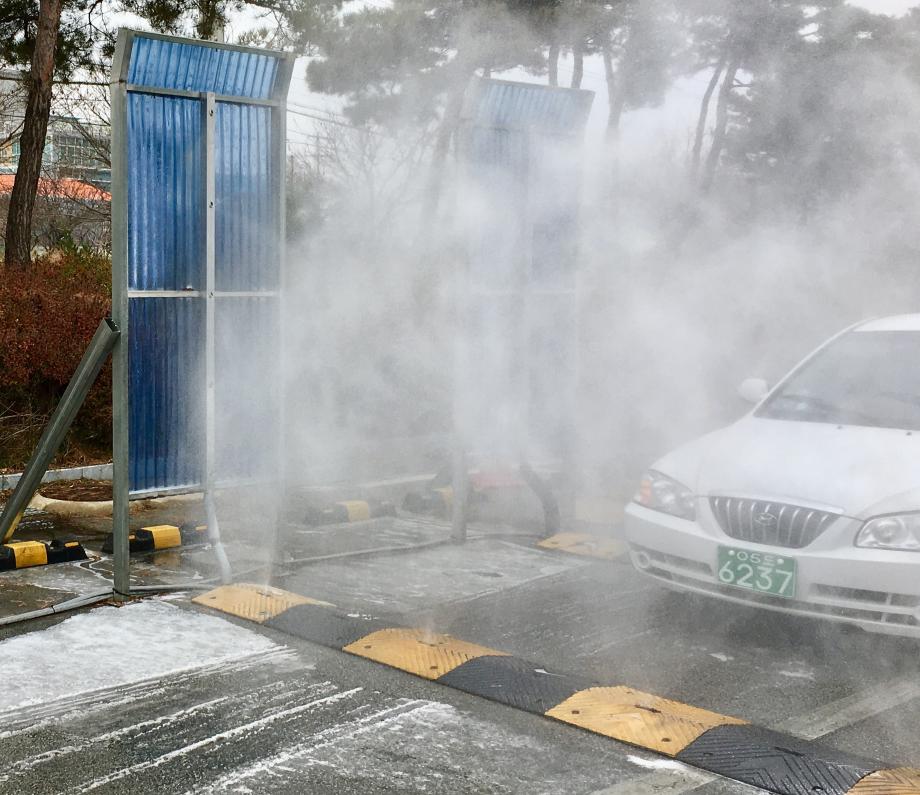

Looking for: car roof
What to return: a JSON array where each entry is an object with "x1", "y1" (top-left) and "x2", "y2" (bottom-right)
[{"x1": 854, "y1": 314, "x2": 920, "y2": 332}]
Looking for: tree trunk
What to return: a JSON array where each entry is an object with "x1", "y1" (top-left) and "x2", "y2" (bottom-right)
[
  {"x1": 196, "y1": 0, "x2": 224, "y2": 40},
  {"x1": 700, "y1": 55, "x2": 739, "y2": 194},
  {"x1": 602, "y1": 43, "x2": 626, "y2": 138},
  {"x1": 571, "y1": 41, "x2": 584, "y2": 90},
  {"x1": 418, "y1": 70, "x2": 469, "y2": 235},
  {"x1": 4, "y1": 0, "x2": 63, "y2": 269},
  {"x1": 690, "y1": 53, "x2": 726, "y2": 179},
  {"x1": 548, "y1": 41, "x2": 559, "y2": 87}
]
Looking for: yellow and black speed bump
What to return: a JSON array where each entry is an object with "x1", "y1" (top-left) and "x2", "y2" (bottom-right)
[
  {"x1": 676, "y1": 725, "x2": 878, "y2": 795},
  {"x1": 194, "y1": 583, "x2": 920, "y2": 795},
  {"x1": 537, "y1": 531, "x2": 624, "y2": 561},
  {"x1": 849, "y1": 769, "x2": 920, "y2": 794},
  {"x1": 438, "y1": 655, "x2": 587, "y2": 712},
  {"x1": 267, "y1": 603, "x2": 390, "y2": 648},
  {"x1": 101, "y1": 523, "x2": 209, "y2": 555},
  {"x1": 0, "y1": 539, "x2": 88, "y2": 571},
  {"x1": 303, "y1": 499, "x2": 397, "y2": 526}
]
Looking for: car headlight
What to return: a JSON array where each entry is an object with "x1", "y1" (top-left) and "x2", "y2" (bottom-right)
[
  {"x1": 855, "y1": 514, "x2": 920, "y2": 551},
  {"x1": 634, "y1": 470, "x2": 696, "y2": 521}
]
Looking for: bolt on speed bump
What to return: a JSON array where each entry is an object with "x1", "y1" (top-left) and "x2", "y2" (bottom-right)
[
  {"x1": 538, "y1": 532, "x2": 624, "y2": 560},
  {"x1": 193, "y1": 582, "x2": 920, "y2": 795}
]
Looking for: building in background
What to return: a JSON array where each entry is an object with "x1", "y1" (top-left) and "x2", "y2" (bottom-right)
[{"x1": 0, "y1": 69, "x2": 111, "y2": 250}]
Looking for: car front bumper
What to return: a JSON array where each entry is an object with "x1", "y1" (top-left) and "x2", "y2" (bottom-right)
[{"x1": 624, "y1": 502, "x2": 920, "y2": 637}]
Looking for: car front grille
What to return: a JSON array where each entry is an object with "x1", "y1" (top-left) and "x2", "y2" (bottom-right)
[{"x1": 709, "y1": 497, "x2": 839, "y2": 549}]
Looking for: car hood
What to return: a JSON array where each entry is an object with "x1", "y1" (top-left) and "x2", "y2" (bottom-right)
[{"x1": 654, "y1": 416, "x2": 920, "y2": 518}]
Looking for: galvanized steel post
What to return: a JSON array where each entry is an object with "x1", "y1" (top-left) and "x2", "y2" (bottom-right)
[
  {"x1": 202, "y1": 91, "x2": 233, "y2": 584},
  {"x1": 204, "y1": 92, "x2": 216, "y2": 503},
  {"x1": 0, "y1": 318, "x2": 119, "y2": 544},
  {"x1": 267, "y1": 54, "x2": 296, "y2": 573},
  {"x1": 110, "y1": 29, "x2": 133, "y2": 599}
]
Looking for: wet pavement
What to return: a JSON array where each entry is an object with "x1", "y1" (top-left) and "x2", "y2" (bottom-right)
[{"x1": 1, "y1": 497, "x2": 919, "y2": 793}]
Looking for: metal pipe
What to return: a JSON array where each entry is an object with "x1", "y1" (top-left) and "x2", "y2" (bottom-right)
[
  {"x1": 281, "y1": 528, "x2": 543, "y2": 568},
  {"x1": 0, "y1": 589, "x2": 112, "y2": 627},
  {"x1": 205, "y1": 492, "x2": 233, "y2": 584},
  {"x1": 110, "y1": 36, "x2": 132, "y2": 599},
  {"x1": 450, "y1": 444, "x2": 469, "y2": 543},
  {"x1": 0, "y1": 318, "x2": 119, "y2": 544},
  {"x1": 267, "y1": 62, "x2": 291, "y2": 574},
  {"x1": 519, "y1": 462, "x2": 561, "y2": 536},
  {"x1": 202, "y1": 92, "x2": 233, "y2": 585}
]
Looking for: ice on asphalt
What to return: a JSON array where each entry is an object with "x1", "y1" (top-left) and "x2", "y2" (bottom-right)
[{"x1": 0, "y1": 600, "x2": 279, "y2": 714}]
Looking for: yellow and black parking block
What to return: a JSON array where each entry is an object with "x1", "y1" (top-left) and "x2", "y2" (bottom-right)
[
  {"x1": 402, "y1": 487, "x2": 488, "y2": 517},
  {"x1": 0, "y1": 539, "x2": 88, "y2": 571},
  {"x1": 303, "y1": 499, "x2": 397, "y2": 526},
  {"x1": 194, "y1": 582, "x2": 920, "y2": 795},
  {"x1": 178, "y1": 522, "x2": 209, "y2": 544},
  {"x1": 101, "y1": 523, "x2": 209, "y2": 555},
  {"x1": 402, "y1": 488, "x2": 454, "y2": 516}
]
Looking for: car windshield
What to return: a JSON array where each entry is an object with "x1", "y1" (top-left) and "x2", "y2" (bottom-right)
[{"x1": 756, "y1": 329, "x2": 920, "y2": 430}]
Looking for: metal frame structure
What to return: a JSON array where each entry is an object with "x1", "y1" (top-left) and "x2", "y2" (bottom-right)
[
  {"x1": 451, "y1": 78, "x2": 594, "y2": 540},
  {"x1": 109, "y1": 29, "x2": 293, "y2": 596}
]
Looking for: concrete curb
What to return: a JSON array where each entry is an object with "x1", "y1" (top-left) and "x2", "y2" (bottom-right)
[
  {"x1": 27, "y1": 491, "x2": 203, "y2": 519},
  {"x1": 0, "y1": 463, "x2": 113, "y2": 492}
]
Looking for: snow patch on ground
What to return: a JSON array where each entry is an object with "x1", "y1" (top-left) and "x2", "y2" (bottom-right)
[
  {"x1": 626, "y1": 754, "x2": 692, "y2": 772},
  {"x1": 0, "y1": 600, "x2": 280, "y2": 715},
  {"x1": 205, "y1": 697, "x2": 630, "y2": 794},
  {"x1": 779, "y1": 668, "x2": 816, "y2": 681},
  {"x1": 709, "y1": 652, "x2": 733, "y2": 662}
]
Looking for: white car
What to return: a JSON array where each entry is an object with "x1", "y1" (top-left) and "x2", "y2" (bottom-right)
[{"x1": 624, "y1": 314, "x2": 920, "y2": 636}]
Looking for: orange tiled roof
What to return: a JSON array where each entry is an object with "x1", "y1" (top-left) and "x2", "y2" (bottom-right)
[{"x1": 0, "y1": 174, "x2": 110, "y2": 202}]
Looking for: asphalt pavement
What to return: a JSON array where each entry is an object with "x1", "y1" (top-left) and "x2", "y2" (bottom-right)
[{"x1": 1, "y1": 503, "x2": 919, "y2": 794}]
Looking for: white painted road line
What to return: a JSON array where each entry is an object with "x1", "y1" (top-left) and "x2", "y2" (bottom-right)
[{"x1": 777, "y1": 672, "x2": 920, "y2": 740}]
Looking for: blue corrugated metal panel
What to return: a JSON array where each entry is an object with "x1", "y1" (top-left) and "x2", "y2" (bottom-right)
[
  {"x1": 215, "y1": 102, "x2": 278, "y2": 291},
  {"x1": 462, "y1": 78, "x2": 593, "y2": 135},
  {"x1": 120, "y1": 32, "x2": 288, "y2": 494},
  {"x1": 127, "y1": 93, "x2": 203, "y2": 291},
  {"x1": 464, "y1": 126, "x2": 527, "y2": 169},
  {"x1": 458, "y1": 78, "x2": 591, "y2": 462},
  {"x1": 214, "y1": 297, "x2": 279, "y2": 482},
  {"x1": 462, "y1": 127, "x2": 527, "y2": 289},
  {"x1": 127, "y1": 35, "x2": 279, "y2": 99},
  {"x1": 129, "y1": 298, "x2": 204, "y2": 492}
]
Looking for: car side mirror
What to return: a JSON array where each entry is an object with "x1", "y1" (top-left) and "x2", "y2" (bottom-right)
[{"x1": 738, "y1": 377, "x2": 769, "y2": 404}]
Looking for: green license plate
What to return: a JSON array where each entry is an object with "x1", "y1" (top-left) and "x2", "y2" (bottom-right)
[{"x1": 717, "y1": 546, "x2": 796, "y2": 599}]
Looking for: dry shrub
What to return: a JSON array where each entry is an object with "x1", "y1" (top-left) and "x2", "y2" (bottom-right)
[{"x1": 0, "y1": 245, "x2": 112, "y2": 469}]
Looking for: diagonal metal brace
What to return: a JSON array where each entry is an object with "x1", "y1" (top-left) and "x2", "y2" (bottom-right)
[{"x1": 0, "y1": 317, "x2": 120, "y2": 543}]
